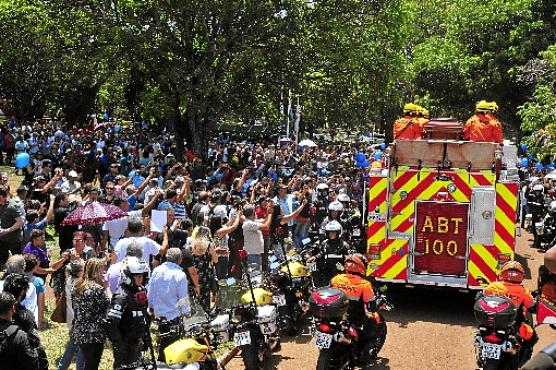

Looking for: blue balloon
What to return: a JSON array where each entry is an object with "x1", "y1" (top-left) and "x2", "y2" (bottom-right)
[
  {"x1": 520, "y1": 143, "x2": 527, "y2": 153},
  {"x1": 528, "y1": 154, "x2": 533, "y2": 160},
  {"x1": 520, "y1": 158, "x2": 529, "y2": 167},
  {"x1": 357, "y1": 160, "x2": 369, "y2": 169},
  {"x1": 380, "y1": 143, "x2": 386, "y2": 150},
  {"x1": 15, "y1": 153, "x2": 30, "y2": 169},
  {"x1": 355, "y1": 153, "x2": 366, "y2": 163},
  {"x1": 374, "y1": 152, "x2": 383, "y2": 160},
  {"x1": 103, "y1": 112, "x2": 109, "y2": 121},
  {"x1": 548, "y1": 163, "x2": 555, "y2": 170},
  {"x1": 536, "y1": 162, "x2": 544, "y2": 170}
]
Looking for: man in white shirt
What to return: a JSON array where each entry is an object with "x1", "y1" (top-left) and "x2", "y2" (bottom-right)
[
  {"x1": 242, "y1": 203, "x2": 273, "y2": 265},
  {"x1": 112, "y1": 218, "x2": 164, "y2": 266},
  {"x1": 0, "y1": 255, "x2": 37, "y2": 322}
]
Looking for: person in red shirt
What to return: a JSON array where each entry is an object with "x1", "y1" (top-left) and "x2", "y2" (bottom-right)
[
  {"x1": 393, "y1": 103, "x2": 428, "y2": 140},
  {"x1": 484, "y1": 261, "x2": 537, "y2": 349},
  {"x1": 463, "y1": 101, "x2": 503, "y2": 144}
]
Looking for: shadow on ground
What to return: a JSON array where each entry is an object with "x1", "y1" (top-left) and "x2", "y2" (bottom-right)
[{"x1": 383, "y1": 285, "x2": 476, "y2": 328}]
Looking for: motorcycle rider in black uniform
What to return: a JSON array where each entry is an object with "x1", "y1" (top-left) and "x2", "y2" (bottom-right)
[
  {"x1": 105, "y1": 257, "x2": 150, "y2": 369},
  {"x1": 308, "y1": 220, "x2": 350, "y2": 287},
  {"x1": 2, "y1": 273, "x2": 48, "y2": 370},
  {"x1": 529, "y1": 183, "x2": 547, "y2": 248},
  {"x1": 0, "y1": 291, "x2": 39, "y2": 370},
  {"x1": 314, "y1": 183, "x2": 330, "y2": 226}
]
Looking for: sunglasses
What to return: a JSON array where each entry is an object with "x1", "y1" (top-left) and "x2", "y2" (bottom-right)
[{"x1": 106, "y1": 187, "x2": 114, "y2": 190}]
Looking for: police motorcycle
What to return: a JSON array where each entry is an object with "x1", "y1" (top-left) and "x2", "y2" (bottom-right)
[
  {"x1": 267, "y1": 238, "x2": 314, "y2": 335},
  {"x1": 218, "y1": 250, "x2": 280, "y2": 370},
  {"x1": 156, "y1": 299, "x2": 231, "y2": 370},
  {"x1": 309, "y1": 266, "x2": 392, "y2": 370},
  {"x1": 534, "y1": 201, "x2": 556, "y2": 251}
]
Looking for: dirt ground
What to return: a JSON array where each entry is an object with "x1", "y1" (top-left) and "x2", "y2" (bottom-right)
[{"x1": 227, "y1": 231, "x2": 555, "y2": 370}]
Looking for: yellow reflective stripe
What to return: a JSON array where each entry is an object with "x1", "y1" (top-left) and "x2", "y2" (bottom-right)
[
  {"x1": 473, "y1": 244, "x2": 499, "y2": 268},
  {"x1": 493, "y1": 233, "x2": 513, "y2": 255},
  {"x1": 382, "y1": 253, "x2": 407, "y2": 279},
  {"x1": 496, "y1": 183, "x2": 517, "y2": 206}
]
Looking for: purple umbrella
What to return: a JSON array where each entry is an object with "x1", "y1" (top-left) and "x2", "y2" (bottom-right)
[{"x1": 62, "y1": 201, "x2": 127, "y2": 226}]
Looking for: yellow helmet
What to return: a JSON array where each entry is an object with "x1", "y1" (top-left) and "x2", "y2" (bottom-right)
[
  {"x1": 403, "y1": 103, "x2": 419, "y2": 115},
  {"x1": 476, "y1": 100, "x2": 495, "y2": 113},
  {"x1": 489, "y1": 101, "x2": 499, "y2": 113}
]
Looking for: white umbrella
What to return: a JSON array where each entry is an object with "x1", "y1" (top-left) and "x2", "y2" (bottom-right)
[
  {"x1": 299, "y1": 139, "x2": 317, "y2": 147},
  {"x1": 546, "y1": 170, "x2": 556, "y2": 180}
]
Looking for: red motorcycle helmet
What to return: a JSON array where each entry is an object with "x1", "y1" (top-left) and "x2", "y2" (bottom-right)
[
  {"x1": 344, "y1": 253, "x2": 367, "y2": 276},
  {"x1": 499, "y1": 261, "x2": 525, "y2": 284}
]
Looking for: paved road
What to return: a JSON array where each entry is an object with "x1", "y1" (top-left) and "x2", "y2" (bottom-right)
[{"x1": 227, "y1": 231, "x2": 554, "y2": 370}]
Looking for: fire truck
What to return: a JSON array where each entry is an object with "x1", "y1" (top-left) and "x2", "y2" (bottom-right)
[{"x1": 366, "y1": 118, "x2": 519, "y2": 290}]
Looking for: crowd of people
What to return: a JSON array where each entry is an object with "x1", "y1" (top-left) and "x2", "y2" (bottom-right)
[
  {"x1": 0, "y1": 118, "x2": 382, "y2": 369},
  {"x1": 1, "y1": 105, "x2": 555, "y2": 370}
]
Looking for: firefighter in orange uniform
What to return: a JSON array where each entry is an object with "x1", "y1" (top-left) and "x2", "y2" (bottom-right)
[
  {"x1": 393, "y1": 103, "x2": 427, "y2": 140},
  {"x1": 463, "y1": 101, "x2": 503, "y2": 143},
  {"x1": 331, "y1": 254, "x2": 378, "y2": 361},
  {"x1": 484, "y1": 261, "x2": 537, "y2": 353}
]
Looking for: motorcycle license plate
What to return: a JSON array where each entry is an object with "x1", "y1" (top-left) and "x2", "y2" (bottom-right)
[
  {"x1": 273, "y1": 294, "x2": 287, "y2": 306},
  {"x1": 315, "y1": 332, "x2": 333, "y2": 349},
  {"x1": 352, "y1": 229, "x2": 361, "y2": 236},
  {"x1": 234, "y1": 330, "x2": 251, "y2": 346},
  {"x1": 481, "y1": 343, "x2": 501, "y2": 360}
]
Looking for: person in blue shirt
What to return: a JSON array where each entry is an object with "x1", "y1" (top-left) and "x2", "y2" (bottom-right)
[{"x1": 148, "y1": 248, "x2": 190, "y2": 362}]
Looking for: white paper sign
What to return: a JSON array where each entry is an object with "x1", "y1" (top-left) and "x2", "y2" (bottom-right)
[{"x1": 150, "y1": 210, "x2": 167, "y2": 233}]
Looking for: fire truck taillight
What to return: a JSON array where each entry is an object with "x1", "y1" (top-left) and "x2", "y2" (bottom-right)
[
  {"x1": 368, "y1": 244, "x2": 381, "y2": 260},
  {"x1": 496, "y1": 253, "x2": 511, "y2": 268}
]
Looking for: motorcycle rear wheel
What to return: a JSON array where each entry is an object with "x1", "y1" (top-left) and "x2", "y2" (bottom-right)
[
  {"x1": 241, "y1": 344, "x2": 264, "y2": 370},
  {"x1": 316, "y1": 349, "x2": 333, "y2": 370}
]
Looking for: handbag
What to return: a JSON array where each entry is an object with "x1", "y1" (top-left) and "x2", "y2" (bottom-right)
[{"x1": 50, "y1": 291, "x2": 67, "y2": 323}]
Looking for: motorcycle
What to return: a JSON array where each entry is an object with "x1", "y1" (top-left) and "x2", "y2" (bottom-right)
[
  {"x1": 268, "y1": 241, "x2": 314, "y2": 335},
  {"x1": 309, "y1": 282, "x2": 391, "y2": 370},
  {"x1": 534, "y1": 213, "x2": 556, "y2": 250},
  {"x1": 537, "y1": 265, "x2": 556, "y2": 329},
  {"x1": 220, "y1": 254, "x2": 280, "y2": 370},
  {"x1": 473, "y1": 295, "x2": 532, "y2": 370},
  {"x1": 156, "y1": 302, "x2": 231, "y2": 370}
]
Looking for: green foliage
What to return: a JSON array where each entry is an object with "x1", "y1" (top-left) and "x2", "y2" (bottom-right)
[{"x1": 2, "y1": 0, "x2": 556, "y2": 154}]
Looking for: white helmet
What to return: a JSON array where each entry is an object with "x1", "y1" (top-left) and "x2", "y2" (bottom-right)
[
  {"x1": 324, "y1": 220, "x2": 342, "y2": 233},
  {"x1": 121, "y1": 257, "x2": 150, "y2": 286},
  {"x1": 337, "y1": 193, "x2": 350, "y2": 203},
  {"x1": 328, "y1": 201, "x2": 344, "y2": 212},
  {"x1": 316, "y1": 183, "x2": 329, "y2": 191},
  {"x1": 550, "y1": 201, "x2": 556, "y2": 213},
  {"x1": 532, "y1": 184, "x2": 544, "y2": 192}
]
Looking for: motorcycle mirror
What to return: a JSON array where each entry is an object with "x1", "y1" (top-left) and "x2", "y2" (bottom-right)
[{"x1": 226, "y1": 277, "x2": 236, "y2": 286}]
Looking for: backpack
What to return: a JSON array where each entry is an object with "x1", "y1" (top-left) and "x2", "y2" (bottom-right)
[{"x1": 0, "y1": 324, "x2": 19, "y2": 353}]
